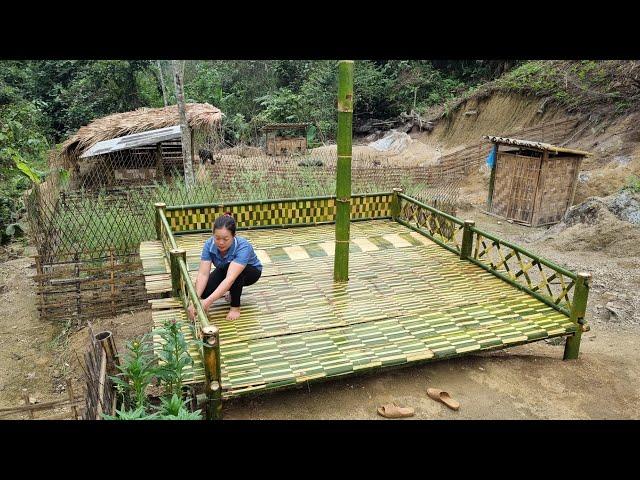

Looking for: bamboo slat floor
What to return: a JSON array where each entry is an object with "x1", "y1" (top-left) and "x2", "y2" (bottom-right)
[{"x1": 141, "y1": 220, "x2": 576, "y2": 398}]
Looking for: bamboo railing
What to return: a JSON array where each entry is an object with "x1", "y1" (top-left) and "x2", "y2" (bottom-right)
[{"x1": 155, "y1": 203, "x2": 221, "y2": 419}]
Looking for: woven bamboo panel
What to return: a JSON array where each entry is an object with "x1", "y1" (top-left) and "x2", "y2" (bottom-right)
[
  {"x1": 146, "y1": 220, "x2": 576, "y2": 398},
  {"x1": 531, "y1": 157, "x2": 581, "y2": 226},
  {"x1": 164, "y1": 194, "x2": 392, "y2": 233},
  {"x1": 492, "y1": 153, "x2": 542, "y2": 224}
]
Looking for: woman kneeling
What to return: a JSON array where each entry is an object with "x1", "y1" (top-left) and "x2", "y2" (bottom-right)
[{"x1": 188, "y1": 213, "x2": 262, "y2": 321}]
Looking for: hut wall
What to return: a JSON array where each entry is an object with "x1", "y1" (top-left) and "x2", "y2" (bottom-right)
[
  {"x1": 491, "y1": 152, "x2": 542, "y2": 224},
  {"x1": 531, "y1": 156, "x2": 582, "y2": 226}
]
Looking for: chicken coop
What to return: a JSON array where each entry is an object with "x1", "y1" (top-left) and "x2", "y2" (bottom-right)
[
  {"x1": 485, "y1": 136, "x2": 590, "y2": 227},
  {"x1": 262, "y1": 122, "x2": 311, "y2": 156}
]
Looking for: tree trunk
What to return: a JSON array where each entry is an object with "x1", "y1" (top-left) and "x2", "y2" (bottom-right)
[
  {"x1": 157, "y1": 60, "x2": 168, "y2": 107},
  {"x1": 172, "y1": 60, "x2": 194, "y2": 187}
]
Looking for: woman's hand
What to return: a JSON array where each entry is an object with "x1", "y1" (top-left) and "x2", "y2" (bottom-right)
[{"x1": 187, "y1": 303, "x2": 196, "y2": 321}]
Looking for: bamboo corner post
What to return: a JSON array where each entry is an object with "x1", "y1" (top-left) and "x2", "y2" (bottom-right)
[
  {"x1": 460, "y1": 220, "x2": 475, "y2": 260},
  {"x1": 201, "y1": 325, "x2": 222, "y2": 420},
  {"x1": 154, "y1": 202, "x2": 167, "y2": 241},
  {"x1": 334, "y1": 60, "x2": 354, "y2": 283},
  {"x1": 391, "y1": 187, "x2": 404, "y2": 221},
  {"x1": 563, "y1": 272, "x2": 591, "y2": 360},
  {"x1": 95, "y1": 330, "x2": 119, "y2": 376},
  {"x1": 169, "y1": 249, "x2": 186, "y2": 298}
]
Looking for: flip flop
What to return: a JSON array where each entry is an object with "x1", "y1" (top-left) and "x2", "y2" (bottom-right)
[
  {"x1": 427, "y1": 388, "x2": 460, "y2": 411},
  {"x1": 377, "y1": 402, "x2": 415, "y2": 419}
]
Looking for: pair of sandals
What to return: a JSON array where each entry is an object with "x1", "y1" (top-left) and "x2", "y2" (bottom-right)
[{"x1": 377, "y1": 388, "x2": 460, "y2": 418}]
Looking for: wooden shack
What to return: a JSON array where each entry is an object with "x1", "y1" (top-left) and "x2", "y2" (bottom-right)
[
  {"x1": 262, "y1": 122, "x2": 311, "y2": 156},
  {"x1": 485, "y1": 136, "x2": 590, "y2": 227}
]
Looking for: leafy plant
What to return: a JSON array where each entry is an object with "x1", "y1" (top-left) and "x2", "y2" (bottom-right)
[
  {"x1": 153, "y1": 319, "x2": 196, "y2": 396},
  {"x1": 110, "y1": 336, "x2": 157, "y2": 410},
  {"x1": 102, "y1": 406, "x2": 159, "y2": 420},
  {"x1": 154, "y1": 393, "x2": 202, "y2": 420}
]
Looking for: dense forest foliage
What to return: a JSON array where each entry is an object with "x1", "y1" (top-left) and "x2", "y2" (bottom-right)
[{"x1": 0, "y1": 59, "x2": 516, "y2": 244}]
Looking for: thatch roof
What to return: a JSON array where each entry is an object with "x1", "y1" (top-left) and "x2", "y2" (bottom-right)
[{"x1": 60, "y1": 103, "x2": 223, "y2": 167}]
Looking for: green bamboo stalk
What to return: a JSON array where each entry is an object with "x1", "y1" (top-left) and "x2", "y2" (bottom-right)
[
  {"x1": 201, "y1": 325, "x2": 223, "y2": 420},
  {"x1": 334, "y1": 60, "x2": 354, "y2": 282},
  {"x1": 169, "y1": 249, "x2": 186, "y2": 299},
  {"x1": 154, "y1": 203, "x2": 166, "y2": 240},
  {"x1": 459, "y1": 220, "x2": 475, "y2": 260},
  {"x1": 176, "y1": 257, "x2": 210, "y2": 329},
  {"x1": 391, "y1": 187, "x2": 403, "y2": 220},
  {"x1": 563, "y1": 272, "x2": 591, "y2": 360}
]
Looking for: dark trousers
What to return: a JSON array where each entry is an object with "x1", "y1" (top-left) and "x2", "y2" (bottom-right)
[{"x1": 201, "y1": 264, "x2": 262, "y2": 308}]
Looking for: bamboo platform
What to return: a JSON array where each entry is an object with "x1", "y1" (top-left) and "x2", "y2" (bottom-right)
[{"x1": 140, "y1": 220, "x2": 577, "y2": 399}]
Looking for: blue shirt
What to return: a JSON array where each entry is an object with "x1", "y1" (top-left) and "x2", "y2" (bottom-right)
[{"x1": 200, "y1": 235, "x2": 262, "y2": 271}]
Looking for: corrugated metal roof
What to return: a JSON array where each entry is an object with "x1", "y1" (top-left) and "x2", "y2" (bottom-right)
[
  {"x1": 484, "y1": 136, "x2": 591, "y2": 156},
  {"x1": 79, "y1": 125, "x2": 182, "y2": 159}
]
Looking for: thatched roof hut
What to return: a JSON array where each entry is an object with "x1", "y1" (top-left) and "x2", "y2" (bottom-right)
[{"x1": 59, "y1": 103, "x2": 223, "y2": 169}]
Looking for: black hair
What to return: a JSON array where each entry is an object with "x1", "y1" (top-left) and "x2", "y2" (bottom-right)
[{"x1": 213, "y1": 212, "x2": 236, "y2": 235}]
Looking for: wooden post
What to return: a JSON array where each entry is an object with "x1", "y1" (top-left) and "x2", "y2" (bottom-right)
[
  {"x1": 334, "y1": 60, "x2": 354, "y2": 282},
  {"x1": 22, "y1": 389, "x2": 34, "y2": 419},
  {"x1": 460, "y1": 220, "x2": 475, "y2": 260},
  {"x1": 201, "y1": 325, "x2": 223, "y2": 420},
  {"x1": 154, "y1": 202, "x2": 167, "y2": 241},
  {"x1": 563, "y1": 272, "x2": 591, "y2": 360},
  {"x1": 169, "y1": 249, "x2": 186, "y2": 298},
  {"x1": 156, "y1": 144, "x2": 165, "y2": 179},
  {"x1": 391, "y1": 187, "x2": 403, "y2": 221},
  {"x1": 74, "y1": 252, "x2": 81, "y2": 325},
  {"x1": 66, "y1": 379, "x2": 79, "y2": 420},
  {"x1": 487, "y1": 144, "x2": 498, "y2": 211},
  {"x1": 109, "y1": 247, "x2": 115, "y2": 316}
]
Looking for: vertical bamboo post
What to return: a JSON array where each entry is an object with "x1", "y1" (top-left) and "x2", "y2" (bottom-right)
[
  {"x1": 487, "y1": 143, "x2": 498, "y2": 211},
  {"x1": 334, "y1": 60, "x2": 354, "y2": 282},
  {"x1": 95, "y1": 330, "x2": 119, "y2": 376},
  {"x1": 201, "y1": 325, "x2": 223, "y2": 420},
  {"x1": 34, "y1": 254, "x2": 44, "y2": 319},
  {"x1": 563, "y1": 272, "x2": 591, "y2": 360},
  {"x1": 74, "y1": 252, "x2": 81, "y2": 325},
  {"x1": 66, "y1": 378, "x2": 79, "y2": 420},
  {"x1": 169, "y1": 249, "x2": 186, "y2": 298},
  {"x1": 391, "y1": 187, "x2": 403, "y2": 221},
  {"x1": 154, "y1": 202, "x2": 166, "y2": 241},
  {"x1": 460, "y1": 220, "x2": 475, "y2": 260},
  {"x1": 109, "y1": 247, "x2": 115, "y2": 316}
]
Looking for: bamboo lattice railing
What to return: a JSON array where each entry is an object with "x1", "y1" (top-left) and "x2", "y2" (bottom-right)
[{"x1": 395, "y1": 191, "x2": 584, "y2": 318}]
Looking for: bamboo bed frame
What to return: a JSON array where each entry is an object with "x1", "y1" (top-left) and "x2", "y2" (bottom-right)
[{"x1": 139, "y1": 189, "x2": 590, "y2": 419}]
